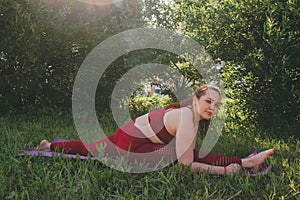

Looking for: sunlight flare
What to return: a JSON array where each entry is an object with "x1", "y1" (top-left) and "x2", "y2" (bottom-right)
[{"x1": 76, "y1": 0, "x2": 124, "y2": 6}]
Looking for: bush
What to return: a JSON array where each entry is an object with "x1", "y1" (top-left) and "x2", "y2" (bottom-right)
[
  {"x1": 0, "y1": 0, "x2": 147, "y2": 113},
  {"x1": 167, "y1": 0, "x2": 300, "y2": 137},
  {"x1": 129, "y1": 95, "x2": 172, "y2": 118}
]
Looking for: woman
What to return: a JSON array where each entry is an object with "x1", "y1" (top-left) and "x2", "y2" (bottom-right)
[{"x1": 39, "y1": 84, "x2": 274, "y2": 175}]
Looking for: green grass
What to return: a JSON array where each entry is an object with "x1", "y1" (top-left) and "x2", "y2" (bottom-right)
[{"x1": 0, "y1": 111, "x2": 299, "y2": 199}]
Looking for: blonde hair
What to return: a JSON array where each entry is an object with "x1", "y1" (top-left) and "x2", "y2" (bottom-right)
[{"x1": 167, "y1": 84, "x2": 221, "y2": 108}]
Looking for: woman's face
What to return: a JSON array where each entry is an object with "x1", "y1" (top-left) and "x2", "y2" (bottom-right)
[{"x1": 194, "y1": 89, "x2": 221, "y2": 120}]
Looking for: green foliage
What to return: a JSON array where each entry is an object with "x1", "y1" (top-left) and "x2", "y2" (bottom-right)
[
  {"x1": 129, "y1": 95, "x2": 172, "y2": 118},
  {"x1": 0, "y1": 0, "x2": 147, "y2": 113},
  {"x1": 2, "y1": 0, "x2": 299, "y2": 138},
  {"x1": 164, "y1": 0, "x2": 300, "y2": 137},
  {"x1": 95, "y1": 49, "x2": 178, "y2": 112}
]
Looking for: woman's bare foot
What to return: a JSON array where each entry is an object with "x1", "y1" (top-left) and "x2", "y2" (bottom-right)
[
  {"x1": 241, "y1": 148, "x2": 274, "y2": 172},
  {"x1": 39, "y1": 139, "x2": 51, "y2": 151}
]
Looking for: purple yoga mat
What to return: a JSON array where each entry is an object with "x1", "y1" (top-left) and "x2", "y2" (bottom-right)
[
  {"x1": 18, "y1": 150, "x2": 97, "y2": 160},
  {"x1": 18, "y1": 138, "x2": 273, "y2": 176}
]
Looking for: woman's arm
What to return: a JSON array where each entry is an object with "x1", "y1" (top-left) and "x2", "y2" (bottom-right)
[
  {"x1": 165, "y1": 107, "x2": 197, "y2": 165},
  {"x1": 165, "y1": 107, "x2": 242, "y2": 175},
  {"x1": 190, "y1": 162, "x2": 241, "y2": 175}
]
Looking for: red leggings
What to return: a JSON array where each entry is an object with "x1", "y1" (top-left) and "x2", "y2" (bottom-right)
[{"x1": 50, "y1": 137, "x2": 241, "y2": 166}]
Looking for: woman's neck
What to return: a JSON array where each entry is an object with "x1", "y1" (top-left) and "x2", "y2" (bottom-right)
[{"x1": 187, "y1": 105, "x2": 202, "y2": 131}]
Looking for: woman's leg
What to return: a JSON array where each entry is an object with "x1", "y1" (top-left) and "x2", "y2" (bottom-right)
[
  {"x1": 193, "y1": 148, "x2": 274, "y2": 170},
  {"x1": 41, "y1": 135, "x2": 118, "y2": 156},
  {"x1": 193, "y1": 150, "x2": 242, "y2": 166},
  {"x1": 128, "y1": 143, "x2": 177, "y2": 167},
  {"x1": 50, "y1": 140, "x2": 90, "y2": 156},
  {"x1": 134, "y1": 145, "x2": 241, "y2": 167}
]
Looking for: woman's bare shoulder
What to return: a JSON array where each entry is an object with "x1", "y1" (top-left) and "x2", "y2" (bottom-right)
[
  {"x1": 164, "y1": 107, "x2": 193, "y2": 135},
  {"x1": 165, "y1": 106, "x2": 193, "y2": 118}
]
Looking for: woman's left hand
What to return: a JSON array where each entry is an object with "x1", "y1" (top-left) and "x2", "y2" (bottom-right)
[{"x1": 226, "y1": 163, "x2": 242, "y2": 174}]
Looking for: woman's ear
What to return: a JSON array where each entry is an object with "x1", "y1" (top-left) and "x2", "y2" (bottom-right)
[{"x1": 192, "y1": 96, "x2": 198, "y2": 105}]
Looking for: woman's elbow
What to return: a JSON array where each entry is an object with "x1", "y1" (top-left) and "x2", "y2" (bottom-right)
[{"x1": 177, "y1": 157, "x2": 193, "y2": 166}]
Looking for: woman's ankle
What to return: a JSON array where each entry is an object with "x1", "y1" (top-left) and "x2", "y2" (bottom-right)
[{"x1": 241, "y1": 158, "x2": 253, "y2": 169}]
